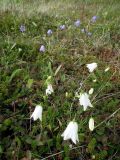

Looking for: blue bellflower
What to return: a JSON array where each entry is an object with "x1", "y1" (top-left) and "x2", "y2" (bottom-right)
[
  {"x1": 20, "y1": 25, "x2": 26, "y2": 32},
  {"x1": 39, "y1": 45, "x2": 45, "y2": 52},
  {"x1": 47, "y1": 29, "x2": 52, "y2": 36},
  {"x1": 91, "y1": 16, "x2": 97, "y2": 23},
  {"x1": 74, "y1": 20, "x2": 81, "y2": 27},
  {"x1": 59, "y1": 25, "x2": 65, "y2": 30}
]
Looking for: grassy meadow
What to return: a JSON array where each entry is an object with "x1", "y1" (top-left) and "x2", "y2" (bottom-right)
[{"x1": 0, "y1": 0, "x2": 120, "y2": 159}]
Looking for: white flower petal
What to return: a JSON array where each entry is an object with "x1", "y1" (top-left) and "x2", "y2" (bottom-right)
[
  {"x1": 61, "y1": 121, "x2": 79, "y2": 144},
  {"x1": 71, "y1": 122, "x2": 79, "y2": 144},
  {"x1": 31, "y1": 105, "x2": 42, "y2": 121},
  {"x1": 79, "y1": 93, "x2": 93, "y2": 111},
  {"x1": 83, "y1": 105, "x2": 88, "y2": 111},
  {"x1": 86, "y1": 63, "x2": 97, "y2": 72},
  {"x1": 46, "y1": 84, "x2": 54, "y2": 95}
]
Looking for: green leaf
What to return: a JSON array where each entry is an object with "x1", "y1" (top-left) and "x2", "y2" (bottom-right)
[
  {"x1": 0, "y1": 145, "x2": 3, "y2": 154},
  {"x1": 79, "y1": 133, "x2": 85, "y2": 142},
  {"x1": 88, "y1": 138, "x2": 96, "y2": 153},
  {"x1": 15, "y1": 137, "x2": 21, "y2": 147},
  {"x1": 64, "y1": 144, "x2": 69, "y2": 157},
  {"x1": 9, "y1": 69, "x2": 22, "y2": 82},
  {"x1": 95, "y1": 150, "x2": 108, "y2": 160},
  {"x1": 54, "y1": 64, "x2": 62, "y2": 76},
  {"x1": 4, "y1": 119, "x2": 12, "y2": 126},
  {"x1": 26, "y1": 79, "x2": 34, "y2": 89}
]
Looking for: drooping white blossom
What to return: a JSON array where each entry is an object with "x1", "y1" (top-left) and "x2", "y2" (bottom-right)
[
  {"x1": 79, "y1": 93, "x2": 93, "y2": 111},
  {"x1": 89, "y1": 117, "x2": 94, "y2": 131},
  {"x1": 46, "y1": 84, "x2": 54, "y2": 95},
  {"x1": 31, "y1": 105, "x2": 42, "y2": 121},
  {"x1": 61, "y1": 121, "x2": 79, "y2": 144},
  {"x1": 86, "y1": 63, "x2": 97, "y2": 72},
  {"x1": 89, "y1": 88, "x2": 94, "y2": 95}
]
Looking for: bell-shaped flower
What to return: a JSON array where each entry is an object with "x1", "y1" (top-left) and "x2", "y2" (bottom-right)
[
  {"x1": 86, "y1": 62, "x2": 97, "y2": 72},
  {"x1": 20, "y1": 24, "x2": 26, "y2": 32},
  {"x1": 74, "y1": 20, "x2": 81, "y2": 27},
  {"x1": 91, "y1": 16, "x2": 98, "y2": 23},
  {"x1": 47, "y1": 29, "x2": 52, "y2": 36},
  {"x1": 89, "y1": 88, "x2": 94, "y2": 95},
  {"x1": 31, "y1": 105, "x2": 42, "y2": 121},
  {"x1": 46, "y1": 84, "x2": 54, "y2": 95},
  {"x1": 79, "y1": 93, "x2": 93, "y2": 111},
  {"x1": 89, "y1": 117, "x2": 94, "y2": 131},
  {"x1": 59, "y1": 25, "x2": 66, "y2": 30},
  {"x1": 61, "y1": 121, "x2": 79, "y2": 144},
  {"x1": 39, "y1": 45, "x2": 45, "y2": 52}
]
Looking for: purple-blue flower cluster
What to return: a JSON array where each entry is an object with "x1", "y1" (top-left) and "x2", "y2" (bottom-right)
[{"x1": 19, "y1": 16, "x2": 99, "y2": 53}]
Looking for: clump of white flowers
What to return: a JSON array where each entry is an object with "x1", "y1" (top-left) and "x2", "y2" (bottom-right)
[
  {"x1": 61, "y1": 121, "x2": 79, "y2": 144},
  {"x1": 31, "y1": 105, "x2": 43, "y2": 121},
  {"x1": 30, "y1": 62, "x2": 101, "y2": 146}
]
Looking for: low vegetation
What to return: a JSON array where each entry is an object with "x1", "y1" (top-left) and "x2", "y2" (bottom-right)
[{"x1": 0, "y1": 0, "x2": 120, "y2": 159}]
